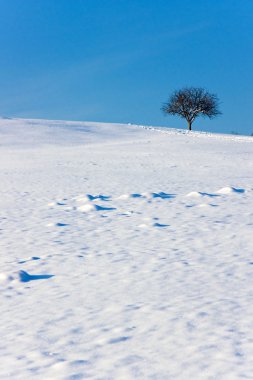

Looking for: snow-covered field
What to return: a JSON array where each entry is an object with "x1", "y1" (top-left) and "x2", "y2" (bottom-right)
[{"x1": 0, "y1": 117, "x2": 253, "y2": 380}]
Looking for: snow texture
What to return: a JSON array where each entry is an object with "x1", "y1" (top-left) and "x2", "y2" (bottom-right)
[{"x1": 0, "y1": 117, "x2": 253, "y2": 379}]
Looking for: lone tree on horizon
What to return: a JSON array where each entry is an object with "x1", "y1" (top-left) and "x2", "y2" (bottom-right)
[{"x1": 161, "y1": 87, "x2": 221, "y2": 130}]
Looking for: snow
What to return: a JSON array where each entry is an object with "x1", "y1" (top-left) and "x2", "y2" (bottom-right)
[
  {"x1": 0, "y1": 117, "x2": 253, "y2": 379},
  {"x1": 216, "y1": 186, "x2": 246, "y2": 195}
]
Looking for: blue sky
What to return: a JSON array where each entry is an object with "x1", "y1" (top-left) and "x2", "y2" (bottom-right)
[{"x1": 0, "y1": 0, "x2": 252, "y2": 134}]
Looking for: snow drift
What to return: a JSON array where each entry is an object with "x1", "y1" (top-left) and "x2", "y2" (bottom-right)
[{"x1": 0, "y1": 117, "x2": 253, "y2": 379}]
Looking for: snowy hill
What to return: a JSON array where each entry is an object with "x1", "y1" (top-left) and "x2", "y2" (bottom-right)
[{"x1": 0, "y1": 118, "x2": 253, "y2": 379}]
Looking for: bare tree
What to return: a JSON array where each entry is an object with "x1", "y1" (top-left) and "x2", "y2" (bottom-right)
[{"x1": 161, "y1": 87, "x2": 221, "y2": 130}]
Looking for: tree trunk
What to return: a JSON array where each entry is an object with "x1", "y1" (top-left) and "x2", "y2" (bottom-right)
[{"x1": 187, "y1": 120, "x2": 192, "y2": 130}]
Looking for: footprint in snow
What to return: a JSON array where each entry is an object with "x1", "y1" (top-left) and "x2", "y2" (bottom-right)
[
  {"x1": 75, "y1": 194, "x2": 111, "y2": 202},
  {"x1": 118, "y1": 211, "x2": 134, "y2": 217},
  {"x1": 153, "y1": 223, "x2": 169, "y2": 228},
  {"x1": 108, "y1": 336, "x2": 131, "y2": 344},
  {"x1": 185, "y1": 203, "x2": 218, "y2": 208},
  {"x1": 47, "y1": 202, "x2": 66, "y2": 207},
  {"x1": 46, "y1": 222, "x2": 69, "y2": 227},
  {"x1": 18, "y1": 256, "x2": 40, "y2": 264},
  {"x1": 117, "y1": 192, "x2": 176, "y2": 200},
  {"x1": 138, "y1": 222, "x2": 169, "y2": 228}
]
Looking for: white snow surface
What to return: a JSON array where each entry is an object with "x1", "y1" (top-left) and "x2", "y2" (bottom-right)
[{"x1": 0, "y1": 117, "x2": 253, "y2": 379}]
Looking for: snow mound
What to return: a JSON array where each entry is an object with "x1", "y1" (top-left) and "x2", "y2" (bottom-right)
[
  {"x1": 0, "y1": 272, "x2": 15, "y2": 286},
  {"x1": 196, "y1": 203, "x2": 218, "y2": 208},
  {"x1": 138, "y1": 223, "x2": 149, "y2": 228},
  {"x1": 117, "y1": 193, "x2": 143, "y2": 200},
  {"x1": 216, "y1": 186, "x2": 245, "y2": 194},
  {"x1": 186, "y1": 191, "x2": 204, "y2": 197},
  {"x1": 77, "y1": 203, "x2": 115, "y2": 212},
  {"x1": 186, "y1": 191, "x2": 218, "y2": 197}
]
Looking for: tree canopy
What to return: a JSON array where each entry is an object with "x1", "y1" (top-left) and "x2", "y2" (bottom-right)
[{"x1": 162, "y1": 87, "x2": 221, "y2": 130}]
